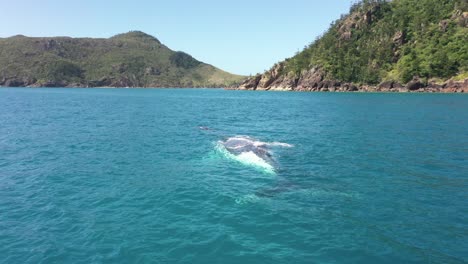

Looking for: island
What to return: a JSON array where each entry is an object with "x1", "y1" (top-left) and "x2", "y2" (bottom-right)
[{"x1": 0, "y1": 31, "x2": 244, "y2": 88}]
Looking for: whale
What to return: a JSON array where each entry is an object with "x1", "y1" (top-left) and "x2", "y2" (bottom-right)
[
  {"x1": 217, "y1": 136, "x2": 293, "y2": 173},
  {"x1": 222, "y1": 136, "x2": 273, "y2": 162}
]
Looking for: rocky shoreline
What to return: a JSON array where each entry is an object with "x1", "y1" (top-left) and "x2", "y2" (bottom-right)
[
  {"x1": 233, "y1": 63, "x2": 468, "y2": 93},
  {"x1": 0, "y1": 77, "x2": 228, "y2": 89},
  {"x1": 2, "y1": 68, "x2": 467, "y2": 92}
]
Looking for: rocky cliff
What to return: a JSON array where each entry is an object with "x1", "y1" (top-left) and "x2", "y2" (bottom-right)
[{"x1": 237, "y1": 62, "x2": 468, "y2": 93}]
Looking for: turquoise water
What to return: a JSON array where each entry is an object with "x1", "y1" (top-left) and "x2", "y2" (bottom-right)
[{"x1": 1, "y1": 88, "x2": 467, "y2": 264}]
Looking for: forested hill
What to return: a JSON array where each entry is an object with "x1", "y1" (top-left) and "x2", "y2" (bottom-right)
[
  {"x1": 0, "y1": 31, "x2": 244, "y2": 88},
  {"x1": 237, "y1": 0, "x2": 468, "y2": 92}
]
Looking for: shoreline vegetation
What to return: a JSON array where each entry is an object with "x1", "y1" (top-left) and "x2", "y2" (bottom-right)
[
  {"x1": 234, "y1": 0, "x2": 468, "y2": 93},
  {"x1": 0, "y1": 31, "x2": 244, "y2": 89}
]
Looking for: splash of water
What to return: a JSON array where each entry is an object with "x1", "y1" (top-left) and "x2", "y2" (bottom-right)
[
  {"x1": 214, "y1": 135, "x2": 294, "y2": 175},
  {"x1": 215, "y1": 142, "x2": 276, "y2": 175}
]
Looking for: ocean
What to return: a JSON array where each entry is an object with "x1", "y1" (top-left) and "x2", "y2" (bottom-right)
[{"x1": 1, "y1": 88, "x2": 467, "y2": 263}]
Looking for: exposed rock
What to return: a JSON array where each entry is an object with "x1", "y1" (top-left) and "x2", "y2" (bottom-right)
[
  {"x1": 406, "y1": 77, "x2": 426, "y2": 91},
  {"x1": 235, "y1": 65, "x2": 366, "y2": 93},
  {"x1": 427, "y1": 79, "x2": 443, "y2": 90},
  {"x1": 238, "y1": 74, "x2": 262, "y2": 90},
  {"x1": 44, "y1": 81, "x2": 65, "y2": 87},
  {"x1": 347, "y1": 84, "x2": 359, "y2": 91},
  {"x1": 393, "y1": 31, "x2": 405, "y2": 45},
  {"x1": 2, "y1": 77, "x2": 36, "y2": 87},
  {"x1": 442, "y1": 80, "x2": 459, "y2": 89},
  {"x1": 378, "y1": 81, "x2": 393, "y2": 90},
  {"x1": 111, "y1": 77, "x2": 133, "y2": 87},
  {"x1": 338, "y1": 14, "x2": 358, "y2": 40},
  {"x1": 28, "y1": 80, "x2": 63, "y2": 88},
  {"x1": 233, "y1": 56, "x2": 468, "y2": 94},
  {"x1": 88, "y1": 77, "x2": 112, "y2": 87},
  {"x1": 338, "y1": 2, "x2": 381, "y2": 40},
  {"x1": 393, "y1": 82, "x2": 403, "y2": 89},
  {"x1": 234, "y1": 68, "x2": 467, "y2": 93},
  {"x1": 341, "y1": 32, "x2": 352, "y2": 40},
  {"x1": 296, "y1": 67, "x2": 325, "y2": 90},
  {"x1": 4, "y1": 78, "x2": 25, "y2": 87},
  {"x1": 326, "y1": 80, "x2": 341, "y2": 88},
  {"x1": 453, "y1": 10, "x2": 468, "y2": 27},
  {"x1": 66, "y1": 82, "x2": 87, "y2": 88},
  {"x1": 463, "y1": 12, "x2": 468, "y2": 27},
  {"x1": 442, "y1": 79, "x2": 468, "y2": 93},
  {"x1": 378, "y1": 80, "x2": 403, "y2": 90},
  {"x1": 257, "y1": 63, "x2": 284, "y2": 89},
  {"x1": 269, "y1": 74, "x2": 297, "y2": 91},
  {"x1": 439, "y1": 20, "x2": 450, "y2": 32}
]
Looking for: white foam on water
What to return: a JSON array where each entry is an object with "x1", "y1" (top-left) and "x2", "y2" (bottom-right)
[
  {"x1": 236, "y1": 151, "x2": 275, "y2": 173},
  {"x1": 215, "y1": 142, "x2": 276, "y2": 175},
  {"x1": 267, "y1": 142, "x2": 294, "y2": 148}
]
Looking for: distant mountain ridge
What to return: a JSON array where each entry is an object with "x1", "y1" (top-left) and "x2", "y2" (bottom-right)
[
  {"x1": 237, "y1": 0, "x2": 468, "y2": 92},
  {"x1": 0, "y1": 31, "x2": 244, "y2": 88}
]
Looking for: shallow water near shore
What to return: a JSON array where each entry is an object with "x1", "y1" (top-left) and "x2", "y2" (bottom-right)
[{"x1": 1, "y1": 88, "x2": 467, "y2": 263}]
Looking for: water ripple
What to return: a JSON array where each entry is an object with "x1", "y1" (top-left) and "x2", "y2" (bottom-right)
[{"x1": 0, "y1": 88, "x2": 467, "y2": 263}]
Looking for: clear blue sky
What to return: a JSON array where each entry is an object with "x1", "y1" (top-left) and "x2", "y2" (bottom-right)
[{"x1": 0, "y1": 0, "x2": 355, "y2": 75}]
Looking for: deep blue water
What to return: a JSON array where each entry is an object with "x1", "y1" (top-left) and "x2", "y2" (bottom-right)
[{"x1": 1, "y1": 88, "x2": 467, "y2": 264}]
